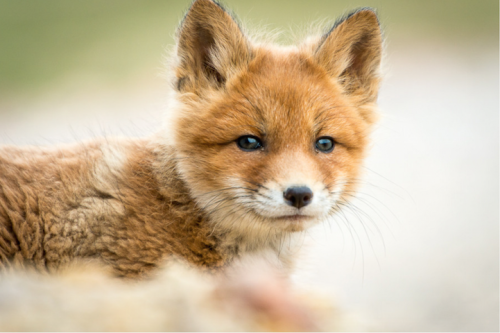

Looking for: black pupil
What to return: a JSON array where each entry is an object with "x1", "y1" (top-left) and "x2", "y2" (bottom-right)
[
  {"x1": 238, "y1": 136, "x2": 261, "y2": 150},
  {"x1": 316, "y1": 138, "x2": 334, "y2": 152}
]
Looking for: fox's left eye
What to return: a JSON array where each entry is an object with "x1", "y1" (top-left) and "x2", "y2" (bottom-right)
[
  {"x1": 315, "y1": 137, "x2": 335, "y2": 153},
  {"x1": 237, "y1": 136, "x2": 263, "y2": 151}
]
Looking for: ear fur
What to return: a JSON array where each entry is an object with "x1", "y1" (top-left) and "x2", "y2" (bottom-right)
[
  {"x1": 315, "y1": 8, "x2": 382, "y2": 103},
  {"x1": 175, "y1": 0, "x2": 252, "y2": 93}
]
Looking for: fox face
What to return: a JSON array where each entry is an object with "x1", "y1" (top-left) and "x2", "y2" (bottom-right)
[{"x1": 169, "y1": 0, "x2": 382, "y2": 237}]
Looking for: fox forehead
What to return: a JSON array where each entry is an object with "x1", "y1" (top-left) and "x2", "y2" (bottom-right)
[{"x1": 179, "y1": 48, "x2": 367, "y2": 151}]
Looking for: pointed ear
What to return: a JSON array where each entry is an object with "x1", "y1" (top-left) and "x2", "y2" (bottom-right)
[
  {"x1": 315, "y1": 9, "x2": 382, "y2": 102},
  {"x1": 175, "y1": 0, "x2": 252, "y2": 93}
]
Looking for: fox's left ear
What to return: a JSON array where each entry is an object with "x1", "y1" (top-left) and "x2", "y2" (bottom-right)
[
  {"x1": 315, "y1": 9, "x2": 382, "y2": 103},
  {"x1": 175, "y1": 0, "x2": 252, "y2": 93}
]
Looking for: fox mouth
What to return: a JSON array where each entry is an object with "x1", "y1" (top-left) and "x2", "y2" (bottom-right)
[
  {"x1": 246, "y1": 209, "x2": 317, "y2": 231},
  {"x1": 270, "y1": 214, "x2": 313, "y2": 221},
  {"x1": 247, "y1": 208, "x2": 318, "y2": 225}
]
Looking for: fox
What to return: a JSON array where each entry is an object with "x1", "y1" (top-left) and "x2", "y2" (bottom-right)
[{"x1": 0, "y1": 0, "x2": 382, "y2": 278}]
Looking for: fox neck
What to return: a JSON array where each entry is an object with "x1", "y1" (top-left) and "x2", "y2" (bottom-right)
[{"x1": 212, "y1": 217, "x2": 302, "y2": 272}]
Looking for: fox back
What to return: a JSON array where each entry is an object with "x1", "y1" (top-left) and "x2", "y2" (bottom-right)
[{"x1": 0, "y1": 0, "x2": 382, "y2": 277}]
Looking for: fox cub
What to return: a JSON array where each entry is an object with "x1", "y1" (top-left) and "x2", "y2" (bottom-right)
[{"x1": 0, "y1": 0, "x2": 382, "y2": 278}]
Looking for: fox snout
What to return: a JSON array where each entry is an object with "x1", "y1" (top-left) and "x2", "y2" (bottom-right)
[{"x1": 283, "y1": 186, "x2": 313, "y2": 209}]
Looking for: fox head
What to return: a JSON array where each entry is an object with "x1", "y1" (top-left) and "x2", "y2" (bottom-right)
[{"x1": 167, "y1": 0, "x2": 382, "y2": 239}]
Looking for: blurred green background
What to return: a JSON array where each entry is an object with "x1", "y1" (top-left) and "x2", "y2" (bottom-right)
[{"x1": 0, "y1": 0, "x2": 497, "y2": 95}]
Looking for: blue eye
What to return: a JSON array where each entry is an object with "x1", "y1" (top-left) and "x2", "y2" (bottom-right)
[
  {"x1": 237, "y1": 136, "x2": 263, "y2": 151},
  {"x1": 315, "y1": 137, "x2": 335, "y2": 153}
]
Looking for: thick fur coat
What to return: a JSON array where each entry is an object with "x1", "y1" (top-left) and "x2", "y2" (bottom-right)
[{"x1": 0, "y1": 0, "x2": 382, "y2": 278}]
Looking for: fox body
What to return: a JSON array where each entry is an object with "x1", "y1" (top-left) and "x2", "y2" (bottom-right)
[{"x1": 0, "y1": 0, "x2": 382, "y2": 278}]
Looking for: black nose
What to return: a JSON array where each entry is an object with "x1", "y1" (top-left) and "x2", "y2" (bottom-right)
[{"x1": 283, "y1": 186, "x2": 313, "y2": 209}]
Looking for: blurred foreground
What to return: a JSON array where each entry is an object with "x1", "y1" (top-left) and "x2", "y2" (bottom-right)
[{"x1": 0, "y1": 256, "x2": 345, "y2": 331}]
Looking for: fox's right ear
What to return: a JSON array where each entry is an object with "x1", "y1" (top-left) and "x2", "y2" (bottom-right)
[
  {"x1": 314, "y1": 9, "x2": 382, "y2": 103},
  {"x1": 175, "y1": 0, "x2": 252, "y2": 93}
]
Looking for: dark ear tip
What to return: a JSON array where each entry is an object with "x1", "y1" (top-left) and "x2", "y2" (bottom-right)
[
  {"x1": 178, "y1": 0, "x2": 229, "y2": 37},
  {"x1": 327, "y1": 7, "x2": 380, "y2": 35},
  {"x1": 189, "y1": 0, "x2": 226, "y2": 11},
  {"x1": 190, "y1": 0, "x2": 213, "y2": 5},
  {"x1": 344, "y1": 7, "x2": 380, "y2": 26},
  {"x1": 354, "y1": 7, "x2": 380, "y2": 24}
]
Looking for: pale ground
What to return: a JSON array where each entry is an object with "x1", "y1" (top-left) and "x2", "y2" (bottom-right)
[{"x1": 0, "y1": 42, "x2": 498, "y2": 331}]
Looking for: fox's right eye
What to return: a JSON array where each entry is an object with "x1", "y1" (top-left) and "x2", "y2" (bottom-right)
[{"x1": 237, "y1": 136, "x2": 263, "y2": 151}]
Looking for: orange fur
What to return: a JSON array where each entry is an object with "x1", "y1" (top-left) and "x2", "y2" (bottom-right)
[{"x1": 0, "y1": 0, "x2": 382, "y2": 278}]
